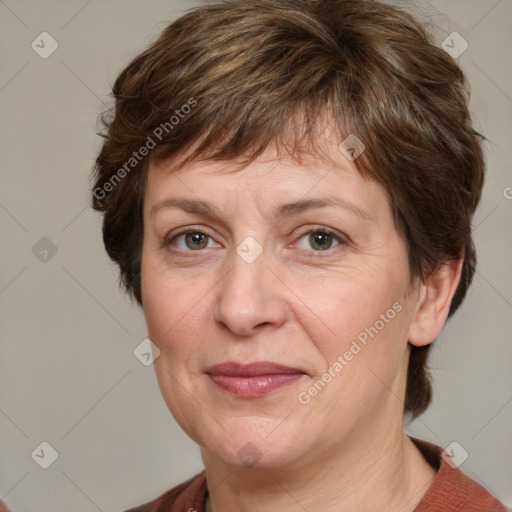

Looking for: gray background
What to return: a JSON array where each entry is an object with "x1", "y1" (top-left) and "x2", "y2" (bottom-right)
[{"x1": 0, "y1": 0, "x2": 511, "y2": 510}]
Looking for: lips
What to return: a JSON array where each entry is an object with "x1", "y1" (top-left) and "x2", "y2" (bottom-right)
[
  {"x1": 205, "y1": 361, "x2": 306, "y2": 397},
  {"x1": 206, "y1": 361, "x2": 304, "y2": 377}
]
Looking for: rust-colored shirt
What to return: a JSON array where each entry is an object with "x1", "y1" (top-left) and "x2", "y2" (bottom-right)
[{"x1": 126, "y1": 437, "x2": 507, "y2": 512}]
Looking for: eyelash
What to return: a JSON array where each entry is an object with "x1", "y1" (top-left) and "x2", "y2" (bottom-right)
[{"x1": 162, "y1": 226, "x2": 349, "y2": 256}]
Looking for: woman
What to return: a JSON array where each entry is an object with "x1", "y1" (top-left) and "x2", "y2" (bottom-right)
[{"x1": 91, "y1": 0, "x2": 507, "y2": 510}]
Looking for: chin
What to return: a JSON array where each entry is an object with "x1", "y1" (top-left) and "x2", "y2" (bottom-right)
[{"x1": 201, "y1": 423, "x2": 309, "y2": 471}]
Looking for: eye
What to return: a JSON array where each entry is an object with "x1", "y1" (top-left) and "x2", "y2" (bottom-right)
[
  {"x1": 166, "y1": 229, "x2": 218, "y2": 251},
  {"x1": 164, "y1": 226, "x2": 348, "y2": 254},
  {"x1": 294, "y1": 228, "x2": 346, "y2": 253}
]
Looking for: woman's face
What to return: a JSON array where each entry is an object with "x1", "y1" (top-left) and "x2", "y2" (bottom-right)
[{"x1": 141, "y1": 138, "x2": 422, "y2": 471}]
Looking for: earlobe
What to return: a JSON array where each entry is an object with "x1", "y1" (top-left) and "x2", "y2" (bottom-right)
[{"x1": 408, "y1": 257, "x2": 464, "y2": 347}]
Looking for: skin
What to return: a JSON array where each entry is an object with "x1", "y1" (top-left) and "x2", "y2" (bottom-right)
[{"x1": 140, "y1": 129, "x2": 463, "y2": 512}]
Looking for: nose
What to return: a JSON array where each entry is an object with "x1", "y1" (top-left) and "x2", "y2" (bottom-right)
[{"x1": 213, "y1": 244, "x2": 288, "y2": 337}]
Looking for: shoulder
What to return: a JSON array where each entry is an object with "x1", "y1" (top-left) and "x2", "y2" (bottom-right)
[
  {"x1": 411, "y1": 437, "x2": 507, "y2": 512},
  {"x1": 123, "y1": 470, "x2": 207, "y2": 512}
]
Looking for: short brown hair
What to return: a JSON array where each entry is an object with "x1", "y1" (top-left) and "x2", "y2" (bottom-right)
[{"x1": 91, "y1": 0, "x2": 485, "y2": 418}]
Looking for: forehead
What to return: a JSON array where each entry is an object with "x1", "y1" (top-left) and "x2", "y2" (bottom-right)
[
  {"x1": 147, "y1": 114, "x2": 369, "y2": 183},
  {"x1": 143, "y1": 120, "x2": 386, "y2": 221},
  {"x1": 144, "y1": 148, "x2": 388, "y2": 229}
]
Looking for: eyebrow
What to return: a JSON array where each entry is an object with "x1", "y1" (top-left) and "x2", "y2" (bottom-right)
[{"x1": 149, "y1": 196, "x2": 371, "y2": 221}]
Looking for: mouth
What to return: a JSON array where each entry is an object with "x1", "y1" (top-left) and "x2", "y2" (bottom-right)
[{"x1": 205, "y1": 361, "x2": 307, "y2": 397}]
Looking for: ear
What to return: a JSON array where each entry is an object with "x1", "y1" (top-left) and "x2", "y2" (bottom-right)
[{"x1": 408, "y1": 257, "x2": 464, "y2": 347}]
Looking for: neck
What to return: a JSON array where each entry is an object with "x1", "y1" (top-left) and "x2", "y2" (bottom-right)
[{"x1": 202, "y1": 424, "x2": 436, "y2": 512}]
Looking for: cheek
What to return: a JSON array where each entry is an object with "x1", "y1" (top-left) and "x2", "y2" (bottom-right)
[
  {"x1": 141, "y1": 256, "x2": 190, "y2": 350},
  {"x1": 141, "y1": 266, "x2": 208, "y2": 423},
  {"x1": 300, "y1": 276, "x2": 414, "y2": 416},
  {"x1": 141, "y1": 268, "x2": 171, "y2": 341},
  {"x1": 302, "y1": 267, "x2": 404, "y2": 357},
  {"x1": 141, "y1": 257, "x2": 218, "y2": 375}
]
